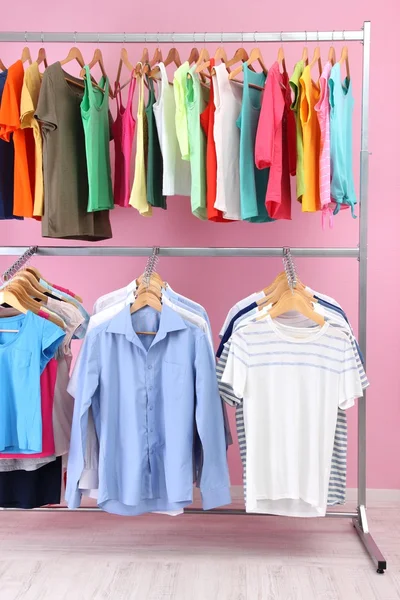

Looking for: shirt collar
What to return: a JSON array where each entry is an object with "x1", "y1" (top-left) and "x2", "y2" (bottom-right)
[{"x1": 106, "y1": 304, "x2": 187, "y2": 348}]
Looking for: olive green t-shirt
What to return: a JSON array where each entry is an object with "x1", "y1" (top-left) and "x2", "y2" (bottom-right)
[{"x1": 35, "y1": 62, "x2": 112, "y2": 240}]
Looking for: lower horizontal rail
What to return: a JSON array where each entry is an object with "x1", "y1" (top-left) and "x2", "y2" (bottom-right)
[
  {"x1": 0, "y1": 246, "x2": 360, "y2": 258},
  {"x1": 0, "y1": 506, "x2": 358, "y2": 518}
]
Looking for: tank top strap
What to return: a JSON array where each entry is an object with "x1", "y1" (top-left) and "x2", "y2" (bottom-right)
[
  {"x1": 137, "y1": 73, "x2": 145, "y2": 115},
  {"x1": 83, "y1": 65, "x2": 95, "y2": 98},
  {"x1": 156, "y1": 62, "x2": 169, "y2": 89},
  {"x1": 126, "y1": 70, "x2": 137, "y2": 107},
  {"x1": 114, "y1": 82, "x2": 122, "y2": 112}
]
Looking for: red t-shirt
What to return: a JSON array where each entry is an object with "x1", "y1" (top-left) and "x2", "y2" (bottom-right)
[
  {"x1": 255, "y1": 62, "x2": 296, "y2": 220},
  {"x1": 0, "y1": 358, "x2": 57, "y2": 458},
  {"x1": 200, "y1": 59, "x2": 227, "y2": 222}
]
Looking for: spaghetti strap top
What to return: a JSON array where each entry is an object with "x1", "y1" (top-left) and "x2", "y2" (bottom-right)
[
  {"x1": 80, "y1": 65, "x2": 114, "y2": 212},
  {"x1": 112, "y1": 72, "x2": 136, "y2": 207},
  {"x1": 129, "y1": 73, "x2": 152, "y2": 216}
]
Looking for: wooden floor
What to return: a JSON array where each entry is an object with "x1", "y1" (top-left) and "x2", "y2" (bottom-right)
[{"x1": 0, "y1": 501, "x2": 399, "y2": 600}]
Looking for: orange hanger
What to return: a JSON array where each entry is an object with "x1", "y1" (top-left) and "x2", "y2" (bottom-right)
[
  {"x1": 114, "y1": 47, "x2": 135, "y2": 93},
  {"x1": 229, "y1": 46, "x2": 268, "y2": 80},
  {"x1": 21, "y1": 46, "x2": 32, "y2": 65}
]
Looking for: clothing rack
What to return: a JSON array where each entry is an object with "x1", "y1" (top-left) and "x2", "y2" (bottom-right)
[{"x1": 0, "y1": 22, "x2": 385, "y2": 574}]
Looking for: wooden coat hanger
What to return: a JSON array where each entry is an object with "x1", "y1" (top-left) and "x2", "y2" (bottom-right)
[
  {"x1": 36, "y1": 47, "x2": 48, "y2": 69},
  {"x1": 301, "y1": 46, "x2": 309, "y2": 65},
  {"x1": 11, "y1": 273, "x2": 48, "y2": 303},
  {"x1": 60, "y1": 46, "x2": 85, "y2": 69},
  {"x1": 309, "y1": 33, "x2": 323, "y2": 77},
  {"x1": 4, "y1": 281, "x2": 64, "y2": 328},
  {"x1": 21, "y1": 46, "x2": 32, "y2": 65},
  {"x1": 229, "y1": 46, "x2": 268, "y2": 80},
  {"x1": 80, "y1": 48, "x2": 113, "y2": 98},
  {"x1": 258, "y1": 278, "x2": 311, "y2": 310},
  {"x1": 339, "y1": 44, "x2": 350, "y2": 80},
  {"x1": 0, "y1": 58, "x2": 6, "y2": 71},
  {"x1": 277, "y1": 33, "x2": 287, "y2": 74},
  {"x1": 267, "y1": 289, "x2": 325, "y2": 326},
  {"x1": 328, "y1": 46, "x2": 336, "y2": 66},
  {"x1": 149, "y1": 47, "x2": 181, "y2": 79},
  {"x1": 114, "y1": 47, "x2": 135, "y2": 94},
  {"x1": 196, "y1": 46, "x2": 229, "y2": 75},
  {"x1": 143, "y1": 41, "x2": 163, "y2": 75},
  {"x1": 23, "y1": 266, "x2": 83, "y2": 304},
  {"x1": 188, "y1": 47, "x2": 200, "y2": 65},
  {"x1": 0, "y1": 287, "x2": 28, "y2": 316}
]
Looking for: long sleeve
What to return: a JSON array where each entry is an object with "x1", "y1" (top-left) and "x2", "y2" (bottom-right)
[
  {"x1": 255, "y1": 69, "x2": 284, "y2": 170},
  {"x1": 194, "y1": 334, "x2": 231, "y2": 510},
  {"x1": 65, "y1": 333, "x2": 100, "y2": 509}
]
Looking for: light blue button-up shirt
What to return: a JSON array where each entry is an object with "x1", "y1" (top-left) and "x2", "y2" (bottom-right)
[{"x1": 66, "y1": 304, "x2": 231, "y2": 515}]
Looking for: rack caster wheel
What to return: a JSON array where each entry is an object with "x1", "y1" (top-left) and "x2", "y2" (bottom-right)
[{"x1": 377, "y1": 568, "x2": 385, "y2": 574}]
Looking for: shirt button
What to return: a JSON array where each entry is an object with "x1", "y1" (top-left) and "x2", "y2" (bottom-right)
[
  {"x1": 150, "y1": 449, "x2": 154, "y2": 454},
  {"x1": 149, "y1": 386, "x2": 153, "y2": 391},
  {"x1": 149, "y1": 406, "x2": 153, "y2": 411},
  {"x1": 148, "y1": 365, "x2": 152, "y2": 370},
  {"x1": 150, "y1": 428, "x2": 154, "y2": 433}
]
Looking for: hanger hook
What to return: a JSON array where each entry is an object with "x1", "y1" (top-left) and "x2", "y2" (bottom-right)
[
  {"x1": 74, "y1": 31, "x2": 77, "y2": 45},
  {"x1": 24, "y1": 31, "x2": 27, "y2": 43},
  {"x1": 280, "y1": 31, "x2": 283, "y2": 48},
  {"x1": 123, "y1": 32, "x2": 126, "y2": 45},
  {"x1": 41, "y1": 31, "x2": 44, "y2": 44},
  {"x1": 221, "y1": 31, "x2": 223, "y2": 45},
  {"x1": 204, "y1": 31, "x2": 206, "y2": 47},
  {"x1": 305, "y1": 30, "x2": 307, "y2": 44},
  {"x1": 342, "y1": 30, "x2": 345, "y2": 41},
  {"x1": 171, "y1": 32, "x2": 174, "y2": 44},
  {"x1": 316, "y1": 30, "x2": 319, "y2": 43},
  {"x1": 97, "y1": 32, "x2": 100, "y2": 44},
  {"x1": 241, "y1": 31, "x2": 244, "y2": 48}
]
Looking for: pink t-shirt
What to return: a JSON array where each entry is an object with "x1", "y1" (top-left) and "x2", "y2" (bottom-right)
[
  {"x1": 0, "y1": 358, "x2": 57, "y2": 458},
  {"x1": 255, "y1": 62, "x2": 292, "y2": 220}
]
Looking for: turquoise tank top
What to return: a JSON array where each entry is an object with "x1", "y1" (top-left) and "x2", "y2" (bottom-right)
[
  {"x1": 236, "y1": 64, "x2": 273, "y2": 223},
  {"x1": 81, "y1": 66, "x2": 114, "y2": 212},
  {"x1": 329, "y1": 64, "x2": 357, "y2": 217}
]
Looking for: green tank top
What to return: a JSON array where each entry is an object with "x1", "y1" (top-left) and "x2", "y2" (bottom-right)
[
  {"x1": 80, "y1": 66, "x2": 114, "y2": 212},
  {"x1": 145, "y1": 72, "x2": 166, "y2": 209},
  {"x1": 236, "y1": 64, "x2": 273, "y2": 223}
]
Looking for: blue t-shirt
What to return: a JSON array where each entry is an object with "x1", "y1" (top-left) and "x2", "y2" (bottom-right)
[{"x1": 0, "y1": 311, "x2": 65, "y2": 453}]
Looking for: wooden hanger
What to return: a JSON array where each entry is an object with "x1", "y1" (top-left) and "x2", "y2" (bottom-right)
[
  {"x1": 143, "y1": 45, "x2": 163, "y2": 75},
  {"x1": 150, "y1": 47, "x2": 181, "y2": 79},
  {"x1": 229, "y1": 47, "x2": 268, "y2": 80},
  {"x1": 11, "y1": 273, "x2": 48, "y2": 303},
  {"x1": 21, "y1": 47, "x2": 32, "y2": 65},
  {"x1": 328, "y1": 46, "x2": 336, "y2": 66},
  {"x1": 277, "y1": 33, "x2": 287, "y2": 74},
  {"x1": 36, "y1": 47, "x2": 48, "y2": 69},
  {"x1": 4, "y1": 281, "x2": 65, "y2": 328},
  {"x1": 188, "y1": 47, "x2": 200, "y2": 65},
  {"x1": 267, "y1": 289, "x2": 325, "y2": 326},
  {"x1": 301, "y1": 47, "x2": 309, "y2": 65},
  {"x1": 0, "y1": 58, "x2": 7, "y2": 71},
  {"x1": 23, "y1": 266, "x2": 83, "y2": 304},
  {"x1": 339, "y1": 46, "x2": 350, "y2": 80},
  {"x1": 80, "y1": 49, "x2": 113, "y2": 98},
  {"x1": 309, "y1": 43, "x2": 323, "y2": 77},
  {"x1": 60, "y1": 46, "x2": 85, "y2": 68},
  {"x1": 131, "y1": 280, "x2": 162, "y2": 330},
  {"x1": 196, "y1": 47, "x2": 229, "y2": 75},
  {"x1": 0, "y1": 287, "x2": 28, "y2": 316},
  {"x1": 114, "y1": 48, "x2": 135, "y2": 94},
  {"x1": 258, "y1": 278, "x2": 311, "y2": 310}
]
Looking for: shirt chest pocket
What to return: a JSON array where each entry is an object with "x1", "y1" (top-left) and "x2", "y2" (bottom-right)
[
  {"x1": 10, "y1": 349, "x2": 32, "y2": 370},
  {"x1": 162, "y1": 360, "x2": 185, "y2": 403}
]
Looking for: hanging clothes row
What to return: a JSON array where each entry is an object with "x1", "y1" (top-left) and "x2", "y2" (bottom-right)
[
  {"x1": 0, "y1": 43, "x2": 356, "y2": 237},
  {"x1": 0, "y1": 265, "x2": 89, "y2": 508}
]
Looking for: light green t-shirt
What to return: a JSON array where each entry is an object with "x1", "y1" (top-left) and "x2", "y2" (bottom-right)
[
  {"x1": 81, "y1": 66, "x2": 114, "y2": 212},
  {"x1": 289, "y1": 60, "x2": 306, "y2": 201},
  {"x1": 185, "y1": 67, "x2": 209, "y2": 220},
  {"x1": 173, "y1": 62, "x2": 191, "y2": 161}
]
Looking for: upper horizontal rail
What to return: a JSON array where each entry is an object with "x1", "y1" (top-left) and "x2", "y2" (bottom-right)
[
  {"x1": 0, "y1": 30, "x2": 365, "y2": 44},
  {"x1": 0, "y1": 247, "x2": 360, "y2": 258}
]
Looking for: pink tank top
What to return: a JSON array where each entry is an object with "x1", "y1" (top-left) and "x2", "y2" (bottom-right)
[{"x1": 112, "y1": 74, "x2": 137, "y2": 207}]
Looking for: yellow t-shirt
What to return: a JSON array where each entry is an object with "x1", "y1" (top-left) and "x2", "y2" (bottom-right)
[
  {"x1": 129, "y1": 74, "x2": 152, "y2": 217},
  {"x1": 299, "y1": 65, "x2": 321, "y2": 212},
  {"x1": 20, "y1": 62, "x2": 43, "y2": 218}
]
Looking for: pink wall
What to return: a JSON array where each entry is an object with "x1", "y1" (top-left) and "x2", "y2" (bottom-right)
[{"x1": 1, "y1": 4, "x2": 399, "y2": 489}]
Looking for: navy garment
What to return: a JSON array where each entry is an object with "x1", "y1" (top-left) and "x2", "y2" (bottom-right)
[
  {"x1": 216, "y1": 302, "x2": 258, "y2": 358},
  {"x1": 0, "y1": 70, "x2": 20, "y2": 220},
  {"x1": 0, "y1": 457, "x2": 62, "y2": 508}
]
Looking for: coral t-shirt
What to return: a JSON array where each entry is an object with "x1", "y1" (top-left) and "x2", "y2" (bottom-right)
[
  {"x1": 200, "y1": 59, "x2": 226, "y2": 222},
  {"x1": 0, "y1": 60, "x2": 35, "y2": 218}
]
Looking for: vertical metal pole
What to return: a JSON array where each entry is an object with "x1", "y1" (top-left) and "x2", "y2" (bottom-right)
[{"x1": 358, "y1": 20, "x2": 371, "y2": 513}]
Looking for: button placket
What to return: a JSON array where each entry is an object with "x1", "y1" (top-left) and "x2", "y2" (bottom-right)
[{"x1": 146, "y1": 354, "x2": 155, "y2": 458}]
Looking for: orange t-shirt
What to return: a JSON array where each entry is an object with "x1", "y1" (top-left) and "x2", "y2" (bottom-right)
[
  {"x1": 0, "y1": 60, "x2": 35, "y2": 217},
  {"x1": 200, "y1": 58, "x2": 227, "y2": 222}
]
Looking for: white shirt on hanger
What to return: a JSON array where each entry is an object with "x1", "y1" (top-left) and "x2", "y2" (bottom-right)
[
  {"x1": 213, "y1": 65, "x2": 243, "y2": 220},
  {"x1": 222, "y1": 316, "x2": 364, "y2": 517}
]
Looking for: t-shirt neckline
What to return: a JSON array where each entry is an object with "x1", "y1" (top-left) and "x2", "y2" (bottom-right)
[
  {"x1": 0, "y1": 311, "x2": 32, "y2": 349},
  {"x1": 266, "y1": 314, "x2": 329, "y2": 343}
]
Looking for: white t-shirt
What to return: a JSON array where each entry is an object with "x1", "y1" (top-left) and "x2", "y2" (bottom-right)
[
  {"x1": 153, "y1": 62, "x2": 191, "y2": 197},
  {"x1": 222, "y1": 316, "x2": 363, "y2": 517},
  {"x1": 213, "y1": 65, "x2": 243, "y2": 220}
]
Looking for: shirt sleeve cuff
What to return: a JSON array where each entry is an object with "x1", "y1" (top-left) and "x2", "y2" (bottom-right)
[
  {"x1": 66, "y1": 488, "x2": 83, "y2": 510},
  {"x1": 201, "y1": 486, "x2": 232, "y2": 510}
]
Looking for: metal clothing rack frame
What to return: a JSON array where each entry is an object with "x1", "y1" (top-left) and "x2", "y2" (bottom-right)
[{"x1": 0, "y1": 21, "x2": 386, "y2": 573}]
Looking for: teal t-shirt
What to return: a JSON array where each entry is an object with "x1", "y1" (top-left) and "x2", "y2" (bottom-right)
[
  {"x1": 237, "y1": 64, "x2": 274, "y2": 223},
  {"x1": 81, "y1": 67, "x2": 114, "y2": 213},
  {"x1": 0, "y1": 311, "x2": 65, "y2": 453},
  {"x1": 328, "y1": 63, "x2": 357, "y2": 217}
]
